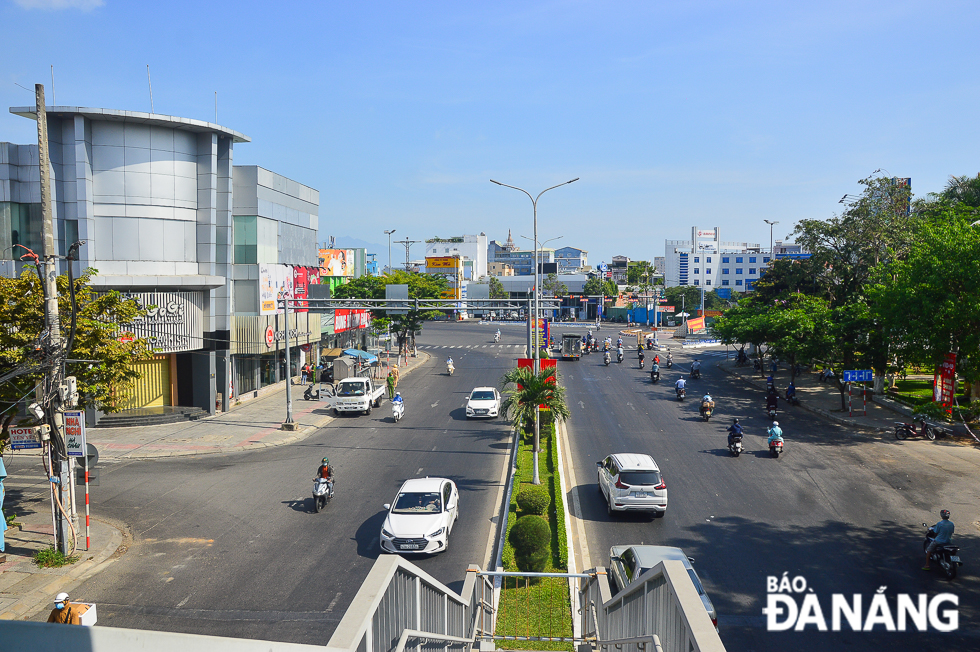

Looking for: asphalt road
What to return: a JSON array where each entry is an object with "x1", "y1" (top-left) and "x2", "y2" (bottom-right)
[
  {"x1": 47, "y1": 322, "x2": 518, "y2": 645},
  {"x1": 559, "y1": 333, "x2": 978, "y2": 651}
]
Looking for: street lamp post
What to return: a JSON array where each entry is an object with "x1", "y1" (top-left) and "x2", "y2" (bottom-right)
[
  {"x1": 763, "y1": 219, "x2": 779, "y2": 259},
  {"x1": 521, "y1": 234, "x2": 563, "y2": 320},
  {"x1": 384, "y1": 229, "x2": 396, "y2": 275},
  {"x1": 491, "y1": 177, "x2": 578, "y2": 485}
]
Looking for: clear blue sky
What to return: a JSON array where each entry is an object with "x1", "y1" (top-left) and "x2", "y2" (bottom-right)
[{"x1": 2, "y1": 1, "x2": 978, "y2": 268}]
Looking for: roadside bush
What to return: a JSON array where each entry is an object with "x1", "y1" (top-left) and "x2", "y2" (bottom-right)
[
  {"x1": 516, "y1": 485, "x2": 550, "y2": 515},
  {"x1": 509, "y1": 515, "x2": 550, "y2": 572}
]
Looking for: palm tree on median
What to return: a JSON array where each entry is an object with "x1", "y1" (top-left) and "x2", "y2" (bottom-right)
[{"x1": 500, "y1": 366, "x2": 571, "y2": 485}]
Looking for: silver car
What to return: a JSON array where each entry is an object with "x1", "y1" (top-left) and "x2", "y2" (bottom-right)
[
  {"x1": 596, "y1": 453, "x2": 667, "y2": 517},
  {"x1": 609, "y1": 545, "x2": 717, "y2": 630}
]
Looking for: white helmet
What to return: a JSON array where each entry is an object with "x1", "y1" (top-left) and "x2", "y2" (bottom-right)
[
  {"x1": 772, "y1": 421, "x2": 779, "y2": 427},
  {"x1": 55, "y1": 592, "x2": 70, "y2": 602}
]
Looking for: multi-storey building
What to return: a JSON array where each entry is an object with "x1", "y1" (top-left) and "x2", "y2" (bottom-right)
[
  {"x1": 554, "y1": 246, "x2": 587, "y2": 273},
  {"x1": 424, "y1": 233, "x2": 488, "y2": 280}
]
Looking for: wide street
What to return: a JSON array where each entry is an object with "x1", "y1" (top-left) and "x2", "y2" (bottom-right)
[
  {"x1": 41, "y1": 322, "x2": 520, "y2": 644},
  {"x1": 22, "y1": 320, "x2": 979, "y2": 650}
]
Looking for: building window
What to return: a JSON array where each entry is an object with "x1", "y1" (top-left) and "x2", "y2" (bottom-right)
[
  {"x1": 694, "y1": 280, "x2": 700, "y2": 286},
  {"x1": 736, "y1": 268, "x2": 743, "y2": 274},
  {"x1": 722, "y1": 268, "x2": 729, "y2": 274},
  {"x1": 693, "y1": 256, "x2": 699, "y2": 263},
  {"x1": 722, "y1": 280, "x2": 730, "y2": 286},
  {"x1": 749, "y1": 268, "x2": 756, "y2": 275},
  {"x1": 736, "y1": 257, "x2": 743, "y2": 263},
  {"x1": 706, "y1": 257, "x2": 712, "y2": 263},
  {"x1": 706, "y1": 279, "x2": 712, "y2": 286},
  {"x1": 722, "y1": 257, "x2": 729, "y2": 263},
  {"x1": 749, "y1": 257, "x2": 757, "y2": 263},
  {"x1": 736, "y1": 279, "x2": 743, "y2": 286},
  {"x1": 706, "y1": 268, "x2": 711, "y2": 274},
  {"x1": 763, "y1": 257, "x2": 771, "y2": 263},
  {"x1": 63, "y1": 219, "x2": 79, "y2": 256},
  {"x1": 693, "y1": 268, "x2": 699, "y2": 274},
  {"x1": 445, "y1": 248, "x2": 449, "y2": 253}
]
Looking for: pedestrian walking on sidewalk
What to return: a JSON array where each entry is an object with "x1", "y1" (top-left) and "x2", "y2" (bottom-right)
[{"x1": 47, "y1": 592, "x2": 81, "y2": 625}]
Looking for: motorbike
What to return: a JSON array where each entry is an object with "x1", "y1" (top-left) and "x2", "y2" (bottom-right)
[
  {"x1": 676, "y1": 387, "x2": 686, "y2": 401},
  {"x1": 617, "y1": 350, "x2": 624, "y2": 363},
  {"x1": 651, "y1": 370, "x2": 660, "y2": 383},
  {"x1": 785, "y1": 391, "x2": 800, "y2": 407},
  {"x1": 923, "y1": 524, "x2": 962, "y2": 580},
  {"x1": 303, "y1": 383, "x2": 320, "y2": 401},
  {"x1": 767, "y1": 405, "x2": 778, "y2": 420},
  {"x1": 728, "y1": 434, "x2": 743, "y2": 457},
  {"x1": 392, "y1": 400, "x2": 404, "y2": 422},
  {"x1": 700, "y1": 401, "x2": 713, "y2": 421},
  {"x1": 769, "y1": 437, "x2": 784, "y2": 458},
  {"x1": 312, "y1": 477, "x2": 334, "y2": 512},
  {"x1": 665, "y1": 358, "x2": 672, "y2": 369},
  {"x1": 494, "y1": 332, "x2": 500, "y2": 343},
  {"x1": 603, "y1": 352, "x2": 611, "y2": 366},
  {"x1": 639, "y1": 357, "x2": 645, "y2": 369},
  {"x1": 895, "y1": 417, "x2": 943, "y2": 441},
  {"x1": 447, "y1": 362, "x2": 455, "y2": 376},
  {"x1": 690, "y1": 368, "x2": 701, "y2": 380}
]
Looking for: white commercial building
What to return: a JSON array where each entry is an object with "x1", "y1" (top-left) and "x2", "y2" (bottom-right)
[
  {"x1": 424, "y1": 233, "x2": 488, "y2": 280},
  {"x1": 664, "y1": 226, "x2": 780, "y2": 292}
]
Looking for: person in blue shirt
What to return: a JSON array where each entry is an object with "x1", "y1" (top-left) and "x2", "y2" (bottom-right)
[
  {"x1": 786, "y1": 382, "x2": 797, "y2": 401},
  {"x1": 727, "y1": 419, "x2": 743, "y2": 448},
  {"x1": 392, "y1": 391, "x2": 404, "y2": 405},
  {"x1": 924, "y1": 509, "x2": 954, "y2": 570},
  {"x1": 767, "y1": 421, "x2": 783, "y2": 446}
]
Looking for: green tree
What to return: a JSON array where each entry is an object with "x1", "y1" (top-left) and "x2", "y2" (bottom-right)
[
  {"x1": 488, "y1": 276, "x2": 507, "y2": 299},
  {"x1": 764, "y1": 295, "x2": 833, "y2": 382},
  {"x1": 0, "y1": 268, "x2": 152, "y2": 452},
  {"x1": 626, "y1": 261, "x2": 652, "y2": 286},
  {"x1": 583, "y1": 276, "x2": 617, "y2": 297},
  {"x1": 712, "y1": 297, "x2": 772, "y2": 375},
  {"x1": 500, "y1": 366, "x2": 570, "y2": 485},
  {"x1": 332, "y1": 271, "x2": 449, "y2": 354},
  {"x1": 542, "y1": 273, "x2": 568, "y2": 297},
  {"x1": 664, "y1": 285, "x2": 725, "y2": 314},
  {"x1": 870, "y1": 205, "x2": 980, "y2": 400}
]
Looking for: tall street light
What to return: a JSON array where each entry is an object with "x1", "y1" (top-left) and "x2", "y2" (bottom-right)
[
  {"x1": 763, "y1": 219, "x2": 779, "y2": 257},
  {"x1": 491, "y1": 177, "x2": 578, "y2": 485},
  {"x1": 384, "y1": 229, "x2": 396, "y2": 275},
  {"x1": 522, "y1": 234, "x2": 563, "y2": 321}
]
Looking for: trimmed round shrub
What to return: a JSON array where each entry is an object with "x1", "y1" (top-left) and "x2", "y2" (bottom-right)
[
  {"x1": 516, "y1": 485, "x2": 550, "y2": 516},
  {"x1": 510, "y1": 515, "x2": 551, "y2": 572}
]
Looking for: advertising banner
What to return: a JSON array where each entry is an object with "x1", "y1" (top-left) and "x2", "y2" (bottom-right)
[
  {"x1": 531, "y1": 318, "x2": 550, "y2": 348},
  {"x1": 335, "y1": 309, "x2": 370, "y2": 333},
  {"x1": 319, "y1": 249, "x2": 355, "y2": 277},
  {"x1": 687, "y1": 316, "x2": 706, "y2": 332},
  {"x1": 934, "y1": 353, "x2": 957, "y2": 408},
  {"x1": 63, "y1": 410, "x2": 86, "y2": 457},
  {"x1": 260, "y1": 264, "x2": 294, "y2": 315},
  {"x1": 426, "y1": 256, "x2": 461, "y2": 269},
  {"x1": 9, "y1": 426, "x2": 41, "y2": 450},
  {"x1": 118, "y1": 291, "x2": 205, "y2": 353},
  {"x1": 293, "y1": 267, "x2": 310, "y2": 313},
  {"x1": 697, "y1": 229, "x2": 715, "y2": 237}
]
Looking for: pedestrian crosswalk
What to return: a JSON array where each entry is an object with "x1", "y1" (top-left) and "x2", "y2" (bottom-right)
[{"x1": 417, "y1": 344, "x2": 525, "y2": 349}]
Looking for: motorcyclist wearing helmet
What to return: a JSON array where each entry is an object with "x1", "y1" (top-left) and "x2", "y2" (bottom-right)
[
  {"x1": 47, "y1": 592, "x2": 81, "y2": 625},
  {"x1": 700, "y1": 393, "x2": 714, "y2": 416},
  {"x1": 674, "y1": 377, "x2": 687, "y2": 393},
  {"x1": 392, "y1": 391, "x2": 403, "y2": 404},
  {"x1": 650, "y1": 361, "x2": 660, "y2": 381},
  {"x1": 766, "y1": 390, "x2": 779, "y2": 412},
  {"x1": 317, "y1": 457, "x2": 335, "y2": 482},
  {"x1": 924, "y1": 509, "x2": 954, "y2": 570},
  {"x1": 767, "y1": 421, "x2": 783, "y2": 446},
  {"x1": 727, "y1": 419, "x2": 743, "y2": 448}
]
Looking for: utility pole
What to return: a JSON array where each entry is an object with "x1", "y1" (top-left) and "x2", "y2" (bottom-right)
[
  {"x1": 36, "y1": 84, "x2": 71, "y2": 554},
  {"x1": 394, "y1": 238, "x2": 420, "y2": 272}
]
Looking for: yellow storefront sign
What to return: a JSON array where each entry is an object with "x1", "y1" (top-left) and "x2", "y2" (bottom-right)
[{"x1": 427, "y1": 256, "x2": 461, "y2": 268}]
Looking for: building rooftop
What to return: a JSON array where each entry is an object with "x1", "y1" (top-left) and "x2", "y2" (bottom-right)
[{"x1": 9, "y1": 106, "x2": 251, "y2": 143}]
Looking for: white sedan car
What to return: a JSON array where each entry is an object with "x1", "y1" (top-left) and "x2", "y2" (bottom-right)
[
  {"x1": 466, "y1": 387, "x2": 501, "y2": 418},
  {"x1": 380, "y1": 478, "x2": 459, "y2": 554}
]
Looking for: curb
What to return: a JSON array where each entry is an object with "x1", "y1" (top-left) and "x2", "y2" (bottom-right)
[
  {"x1": 716, "y1": 361, "x2": 891, "y2": 434},
  {"x1": 0, "y1": 517, "x2": 125, "y2": 621}
]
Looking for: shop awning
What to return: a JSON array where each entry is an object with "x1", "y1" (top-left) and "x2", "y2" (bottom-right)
[
  {"x1": 321, "y1": 348, "x2": 346, "y2": 358},
  {"x1": 343, "y1": 349, "x2": 379, "y2": 364}
]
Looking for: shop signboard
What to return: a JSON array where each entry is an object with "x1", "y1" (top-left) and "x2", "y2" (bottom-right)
[
  {"x1": 9, "y1": 426, "x2": 41, "y2": 450},
  {"x1": 259, "y1": 264, "x2": 294, "y2": 315},
  {"x1": 426, "y1": 256, "x2": 461, "y2": 269},
  {"x1": 118, "y1": 291, "x2": 205, "y2": 353},
  {"x1": 63, "y1": 411, "x2": 86, "y2": 457},
  {"x1": 687, "y1": 316, "x2": 706, "y2": 332},
  {"x1": 292, "y1": 267, "x2": 310, "y2": 313},
  {"x1": 319, "y1": 249, "x2": 355, "y2": 278}
]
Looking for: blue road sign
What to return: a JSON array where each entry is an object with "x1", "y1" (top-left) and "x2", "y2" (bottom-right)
[
  {"x1": 843, "y1": 369, "x2": 873, "y2": 382},
  {"x1": 599, "y1": 263, "x2": 608, "y2": 272}
]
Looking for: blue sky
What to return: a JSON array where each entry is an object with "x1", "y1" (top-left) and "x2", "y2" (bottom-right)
[{"x1": 2, "y1": 1, "x2": 978, "y2": 269}]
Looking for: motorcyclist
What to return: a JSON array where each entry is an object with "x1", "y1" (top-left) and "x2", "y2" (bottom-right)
[
  {"x1": 637, "y1": 347, "x2": 645, "y2": 361},
  {"x1": 603, "y1": 350, "x2": 611, "y2": 364},
  {"x1": 650, "y1": 362, "x2": 660, "y2": 381},
  {"x1": 786, "y1": 382, "x2": 797, "y2": 402},
  {"x1": 700, "y1": 393, "x2": 714, "y2": 416},
  {"x1": 617, "y1": 337, "x2": 623, "y2": 348},
  {"x1": 495, "y1": 329, "x2": 501, "y2": 341},
  {"x1": 767, "y1": 421, "x2": 784, "y2": 447},
  {"x1": 727, "y1": 419, "x2": 743, "y2": 448},
  {"x1": 674, "y1": 377, "x2": 687, "y2": 395},
  {"x1": 316, "y1": 457, "x2": 335, "y2": 482},
  {"x1": 766, "y1": 390, "x2": 779, "y2": 414},
  {"x1": 616, "y1": 346, "x2": 624, "y2": 362},
  {"x1": 46, "y1": 592, "x2": 81, "y2": 625},
  {"x1": 766, "y1": 375, "x2": 775, "y2": 392},
  {"x1": 446, "y1": 356, "x2": 454, "y2": 369},
  {"x1": 691, "y1": 358, "x2": 702, "y2": 378},
  {"x1": 924, "y1": 509, "x2": 955, "y2": 571},
  {"x1": 392, "y1": 391, "x2": 404, "y2": 405}
]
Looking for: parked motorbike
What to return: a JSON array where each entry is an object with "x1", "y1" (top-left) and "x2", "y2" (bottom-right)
[
  {"x1": 303, "y1": 383, "x2": 320, "y2": 401},
  {"x1": 895, "y1": 417, "x2": 943, "y2": 441},
  {"x1": 392, "y1": 400, "x2": 405, "y2": 422},
  {"x1": 312, "y1": 477, "x2": 334, "y2": 512},
  {"x1": 923, "y1": 524, "x2": 962, "y2": 580},
  {"x1": 676, "y1": 387, "x2": 686, "y2": 401},
  {"x1": 728, "y1": 435, "x2": 743, "y2": 457},
  {"x1": 769, "y1": 438, "x2": 784, "y2": 458},
  {"x1": 447, "y1": 362, "x2": 455, "y2": 376}
]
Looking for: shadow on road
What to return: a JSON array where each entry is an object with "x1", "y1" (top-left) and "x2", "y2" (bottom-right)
[{"x1": 354, "y1": 510, "x2": 387, "y2": 559}]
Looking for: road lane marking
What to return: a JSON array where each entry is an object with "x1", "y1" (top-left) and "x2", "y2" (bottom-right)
[
  {"x1": 176, "y1": 595, "x2": 191, "y2": 608},
  {"x1": 325, "y1": 592, "x2": 342, "y2": 613},
  {"x1": 417, "y1": 467, "x2": 423, "y2": 473},
  {"x1": 559, "y1": 421, "x2": 592, "y2": 572},
  {"x1": 431, "y1": 401, "x2": 439, "y2": 408}
]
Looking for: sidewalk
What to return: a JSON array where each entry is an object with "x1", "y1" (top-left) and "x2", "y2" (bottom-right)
[
  {"x1": 90, "y1": 350, "x2": 430, "y2": 460},
  {"x1": 0, "y1": 351, "x2": 429, "y2": 622},
  {"x1": 717, "y1": 356, "x2": 978, "y2": 442}
]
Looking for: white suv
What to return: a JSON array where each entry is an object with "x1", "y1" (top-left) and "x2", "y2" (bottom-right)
[{"x1": 597, "y1": 453, "x2": 667, "y2": 517}]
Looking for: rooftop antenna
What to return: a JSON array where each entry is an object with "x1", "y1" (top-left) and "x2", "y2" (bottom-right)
[
  {"x1": 50, "y1": 65, "x2": 55, "y2": 105},
  {"x1": 394, "y1": 238, "x2": 421, "y2": 272},
  {"x1": 214, "y1": 91, "x2": 217, "y2": 123},
  {"x1": 146, "y1": 65, "x2": 154, "y2": 113}
]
